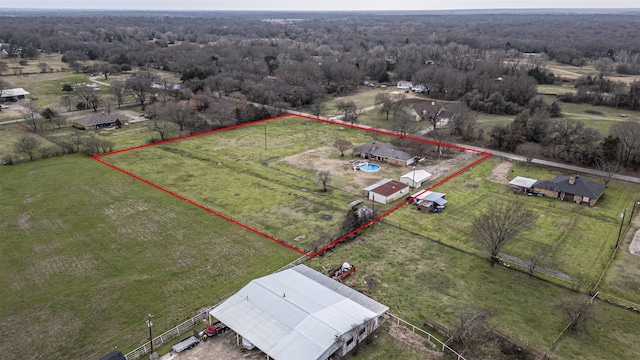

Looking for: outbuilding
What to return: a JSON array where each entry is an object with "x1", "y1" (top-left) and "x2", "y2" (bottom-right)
[
  {"x1": 209, "y1": 265, "x2": 388, "y2": 360},
  {"x1": 364, "y1": 179, "x2": 410, "y2": 204},
  {"x1": 508, "y1": 176, "x2": 538, "y2": 194},
  {"x1": 412, "y1": 190, "x2": 447, "y2": 212},
  {"x1": 400, "y1": 169, "x2": 432, "y2": 188},
  {"x1": 0, "y1": 87, "x2": 30, "y2": 101}
]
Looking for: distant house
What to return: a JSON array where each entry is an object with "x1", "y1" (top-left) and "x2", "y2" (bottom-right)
[
  {"x1": 364, "y1": 179, "x2": 410, "y2": 204},
  {"x1": 73, "y1": 113, "x2": 126, "y2": 130},
  {"x1": 508, "y1": 176, "x2": 538, "y2": 194},
  {"x1": 408, "y1": 101, "x2": 449, "y2": 123},
  {"x1": 532, "y1": 175, "x2": 605, "y2": 206},
  {"x1": 410, "y1": 84, "x2": 429, "y2": 94},
  {"x1": 412, "y1": 190, "x2": 447, "y2": 213},
  {"x1": 400, "y1": 169, "x2": 432, "y2": 188},
  {"x1": 396, "y1": 81, "x2": 413, "y2": 89},
  {"x1": 352, "y1": 141, "x2": 415, "y2": 167},
  {"x1": 0, "y1": 88, "x2": 30, "y2": 101}
]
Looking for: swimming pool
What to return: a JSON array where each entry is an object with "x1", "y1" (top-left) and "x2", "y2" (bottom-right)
[{"x1": 359, "y1": 163, "x2": 381, "y2": 172}]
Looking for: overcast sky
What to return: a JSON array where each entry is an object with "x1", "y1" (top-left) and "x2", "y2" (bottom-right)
[{"x1": 1, "y1": 0, "x2": 639, "y2": 11}]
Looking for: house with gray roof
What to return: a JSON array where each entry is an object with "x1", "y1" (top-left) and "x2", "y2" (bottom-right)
[
  {"x1": 352, "y1": 141, "x2": 415, "y2": 167},
  {"x1": 532, "y1": 175, "x2": 605, "y2": 206},
  {"x1": 209, "y1": 265, "x2": 388, "y2": 360},
  {"x1": 73, "y1": 112, "x2": 126, "y2": 130}
]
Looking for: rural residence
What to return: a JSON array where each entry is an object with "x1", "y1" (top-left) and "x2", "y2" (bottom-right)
[
  {"x1": 532, "y1": 175, "x2": 605, "y2": 206},
  {"x1": 400, "y1": 169, "x2": 432, "y2": 188},
  {"x1": 408, "y1": 101, "x2": 449, "y2": 123},
  {"x1": 396, "y1": 80, "x2": 413, "y2": 89},
  {"x1": 364, "y1": 179, "x2": 410, "y2": 204},
  {"x1": 209, "y1": 265, "x2": 388, "y2": 360},
  {"x1": 73, "y1": 113, "x2": 127, "y2": 130},
  {"x1": 412, "y1": 190, "x2": 447, "y2": 213},
  {"x1": 352, "y1": 141, "x2": 415, "y2": 166}
]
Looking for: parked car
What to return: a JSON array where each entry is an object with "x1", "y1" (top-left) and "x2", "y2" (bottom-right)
[{"x1": 0, "y1": 105, "x2": 9, "y2": 109}]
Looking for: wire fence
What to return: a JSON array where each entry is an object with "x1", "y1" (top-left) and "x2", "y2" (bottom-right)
[{"x1": 387, "y1": 313, "x2": 467, "y2": 360}]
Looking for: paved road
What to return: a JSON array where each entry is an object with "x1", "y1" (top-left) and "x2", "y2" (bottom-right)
[
  {"x1": 454, "y1": 143, "x2": 640, "y2": 184},
  {"x1": 289, "y1": 107, "x2": 640, "y2": 185},
  {"x1": 0, "y1": 102, "x2": 139, "y2": 126}
]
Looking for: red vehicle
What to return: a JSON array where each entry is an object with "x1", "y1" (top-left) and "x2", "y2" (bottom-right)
[
  {"x1": 204, "y1": 322, "x2": 229, "y2": 337},
  {"x1": 330, "y1": 262, "x2": 356, "y2": 282}
]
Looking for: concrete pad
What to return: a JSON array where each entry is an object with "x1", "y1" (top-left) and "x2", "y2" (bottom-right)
[{"x1": 629, "y1": 229, "x2": 640, "y2": 256}]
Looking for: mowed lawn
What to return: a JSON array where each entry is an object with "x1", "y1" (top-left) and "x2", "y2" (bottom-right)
[
  {"x1": 0, "y1": 154, "x2": 299, "y2": 360},
  {"x1": 307, "y1": 223, "x2": 640, "y2": 360},
  {"x1": 103, "y1": 116, "x2": 411, "y2": 251},
  {"x1": 387, "y1": 158, "x2": 640, "y2": 288}
]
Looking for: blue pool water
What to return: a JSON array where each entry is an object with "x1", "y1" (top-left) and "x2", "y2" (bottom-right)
[{"x1": 359, "y1": 163, "x2": 381, "y2": 172}]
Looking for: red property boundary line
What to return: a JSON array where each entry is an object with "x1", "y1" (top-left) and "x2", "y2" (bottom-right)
[{"x1": 94, "y1": 113, "x2": 492, "y2": 258}]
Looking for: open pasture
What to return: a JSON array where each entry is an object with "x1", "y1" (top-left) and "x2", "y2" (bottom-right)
[
  {"x1": 0, "y1": 154, "x2": 299, "y2": 360},
  {"x1": 307, "y1": 220, "x2": 640, "y2": 360},
  {"x1": 387, "y1": 158, "x2": 640, "y2": 288},
  {"x1": 101, "y1": 116, "x2": 421, "y2": 251}
]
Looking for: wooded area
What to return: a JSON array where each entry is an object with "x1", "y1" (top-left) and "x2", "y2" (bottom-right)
[{"x1": 2, "y1": 11, "x2": 640, "y2": 168}]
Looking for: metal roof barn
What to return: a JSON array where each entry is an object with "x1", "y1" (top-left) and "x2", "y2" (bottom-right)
[{"x1": 209, "y1": 265, "x2": 388, "y2": 360}]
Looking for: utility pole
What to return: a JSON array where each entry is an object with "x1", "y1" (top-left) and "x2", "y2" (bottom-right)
[
  {"x1": 616, "y1": 208, "x2": 627, "y2": 249},
  {"x1": 147, "y1": 314, "x2": 154, "y2": 358},
  {"x1": 412, "y1": 165, "x2": 416, "y2": 190}
]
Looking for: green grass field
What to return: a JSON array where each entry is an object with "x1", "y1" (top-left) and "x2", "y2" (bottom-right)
[
  {"x1": 103, "y1": 117, "x2": 414, "y2": 251},
  {"x1": 307, "y1": 220, "x2": 640, "y2": 360},
  {"x1": 0, "y1": 154, "x2": 299, "y2": 360},
  {"x1": 386, "y1": 158, "x2": 640, "y2": 289}
]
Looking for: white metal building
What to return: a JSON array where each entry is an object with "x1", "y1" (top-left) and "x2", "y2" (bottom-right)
[
  {"x1": 209, "y1": 265, "x2": 388, "y2": 360},
  {"x1": 400, "y1": 169, "x2": 432, "y2": 188}
]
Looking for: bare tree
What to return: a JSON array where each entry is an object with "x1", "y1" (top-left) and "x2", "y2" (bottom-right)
[
  {"x1": 148, "y1": 119, "x2": 178, "y2": 141},
  {"x1": 316, "y1": 169, "x2": 332, "y2": 192},
  {"x1": 333, "y1": 139, "x2": 352, "y2": 157},
  {"x1": 86, "y1": 93, "x2": 102, "y2": 112},
  {"x1": 14, "y1": 136, "x2": 40, "y2": 161},
  {"x1": 447, "y1": 103, "x2": 476, "y2": 140},
  {"x1": 22, "y1": 101, "x2": 42, "y2": 132},
  {"x1": 374, "y1": 92, "x2": 395, "y2": 120},
  {"x1": 391, "y1": 112, "x2": 419, "y2": 136},
  {"x1": 450, "y1": 307, "x2": 487, "y2": 347},
  {"x1": 336, "y1": 100, "x2": 358, "y2": 125},
  {"x1": 126, "y1": 70, "x2": 155, "y2": 108},
  {"x1": 37, "y1": 62, "x2": 51, "y2": 73},
  {"x1": 74, "y1": 84, "x2": 98, "y2": 110},
  {"x1": 556, "y1": 295, "x2": 598, "y2": 333},
  {"x1": 524, "y1": 243, "x2": 554, "y2": 276},
  {"x1": 51, "y1": 114, "x2": 67, "y2": 129},
  {"x1": 472, "y1": 201, "x2": 535, "y2": 265},
  {"x1": 59, "y1": 95, "x2": 74, "y2": 112},
  {"x1": 422, "y1": 102, "x2": 447, "y2": 132},
  {"x1": 0, "y1": 62, "x2": 9, "y2": 75},
  {"x1": 595, "y1": 158, "x2": 622, "y2": 185},
  {"x1": 518, "y1": 142, "x2": 542, "y2": 171},
  {"x1": 109, "y1": 81, "x2": 127, "y2": 108}
]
